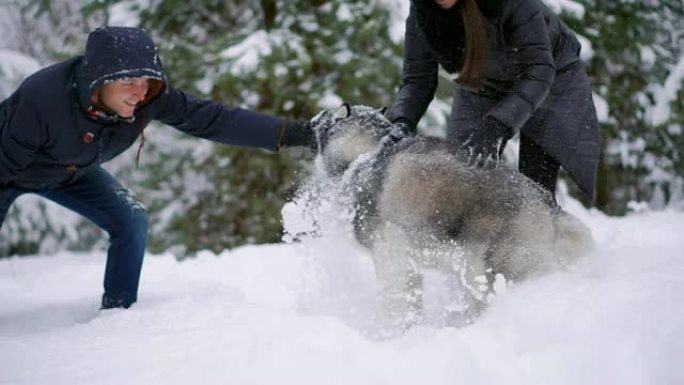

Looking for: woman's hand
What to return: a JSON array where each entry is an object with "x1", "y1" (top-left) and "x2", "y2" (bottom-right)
[{"x1": 461, "y1": 116, "x2": 511, "y2": 169}]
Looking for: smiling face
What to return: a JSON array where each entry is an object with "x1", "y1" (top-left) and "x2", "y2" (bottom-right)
[
  {"x1": 93, "y1": 77, "x2": 150, "y2": 118},
  {"x1": 434, "y1": 0, "x2": 458, "y2": 10}
]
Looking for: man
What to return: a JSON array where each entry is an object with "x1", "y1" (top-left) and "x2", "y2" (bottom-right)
[{"x1": 0, "y1": 26, "x2": 314, "y2": 309}]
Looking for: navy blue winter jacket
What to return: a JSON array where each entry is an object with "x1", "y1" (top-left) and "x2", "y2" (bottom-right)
[{"x1": 0, "y1": 27, "x2": 290, "y2": 191}]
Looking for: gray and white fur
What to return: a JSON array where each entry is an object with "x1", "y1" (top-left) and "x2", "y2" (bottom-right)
[{"x1": 309, "y1": 104, "x2": 594, "y2": 328}]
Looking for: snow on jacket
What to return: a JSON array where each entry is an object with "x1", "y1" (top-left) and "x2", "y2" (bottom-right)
[{"x1": 0, "y1": 27, "x2": 285, "y2": 191}]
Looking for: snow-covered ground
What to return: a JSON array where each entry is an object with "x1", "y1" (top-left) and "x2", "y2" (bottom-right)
[
  {"x1": 1, "y1": 0, "x2": 683, "y2": 382},
  {"x1": 1, "y1": 193, "x2": 683, "y2": 385}
]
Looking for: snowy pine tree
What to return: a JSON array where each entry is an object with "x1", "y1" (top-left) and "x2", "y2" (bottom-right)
[{"x1": 569, "y1": 0, "x2": 684, "y2": 213}]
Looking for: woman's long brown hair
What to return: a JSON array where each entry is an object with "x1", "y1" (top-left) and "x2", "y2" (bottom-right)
[{"x1": 458, "y1": 0, "x2": 489, "y2": 90}]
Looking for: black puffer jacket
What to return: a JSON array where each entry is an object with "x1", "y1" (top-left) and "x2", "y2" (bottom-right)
[
  {"x1": 0, "y1": 27, "x2": 287, "y2": 191},
  {"x1": 388, "y1": 0, "x2": 599, "y2": 198}
]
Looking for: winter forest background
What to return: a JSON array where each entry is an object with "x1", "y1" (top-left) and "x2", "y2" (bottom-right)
[{"x1": 0, "y1": 0, "x2": 682, "y2": 257}]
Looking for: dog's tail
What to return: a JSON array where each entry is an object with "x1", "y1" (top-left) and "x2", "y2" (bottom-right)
[{"x1": 554, "y1": 210, "x2": 595, "y2": 264}]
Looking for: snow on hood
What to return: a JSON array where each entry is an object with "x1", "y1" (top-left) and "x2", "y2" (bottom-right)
[{"x1": 76, "y1": 26, "x2": 167, "y2": 111}]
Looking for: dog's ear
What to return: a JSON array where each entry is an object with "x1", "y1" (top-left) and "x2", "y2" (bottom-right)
[
  {"x1": 377, "y1": 106, "x2": 388, "y2": 116},
  {"x1": 333, "y1": 103, "x2": 351, "y2": 120}
]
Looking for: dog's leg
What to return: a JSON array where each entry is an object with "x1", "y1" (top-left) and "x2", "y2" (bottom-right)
[
  {"x1": 422, "y1": 241, "x2": 484, "y2": 325},
  {"x1": 489, "y1": 207, "x2": 557, "y2": 281},
  {"x1": 373, "y1": 251, "x2": 422, "y2": 329},
  {"x1": 553, "y1": 210, "x2": 594, "y2": 265},
  {"x1": 373, "y1": 222, "x2": 423, "y2": 330},
  {"x1": 405, "y1": 263, "x2": 424, "y2": 326},
  {"x1": 458, "y1": 243, "x2": 490, "y2": 317}
]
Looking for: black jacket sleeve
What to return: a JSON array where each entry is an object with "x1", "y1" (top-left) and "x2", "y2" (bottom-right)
[
  {"x1": 150, "y1": 87, "x2": 284, "y2": 152},
  {"x1": 386, "y1": 4, "x2": 439, "y2": 130},
  {"x1": 0, "y1": 92, "x2": 46, "y2": 187},
  {"x1": 487, "y1": 0, "x2": 556, "y2": 134}
]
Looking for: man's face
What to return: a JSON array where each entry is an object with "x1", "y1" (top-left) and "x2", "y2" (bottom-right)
[
  {"x1": 95, "y1": 77, "x2": 150, "y2": 118},
  {"x1": 434, "y1": 0, "x2": 458, "y2": 10}
]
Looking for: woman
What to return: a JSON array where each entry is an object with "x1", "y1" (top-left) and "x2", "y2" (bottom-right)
[{"x1": 387, "y1": 0, "x2": 600, "y2": 201}]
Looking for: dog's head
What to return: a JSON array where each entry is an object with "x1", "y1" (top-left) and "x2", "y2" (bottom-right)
[{"x1": 310, "y1": 103, "x2": 393, "y2": 176}]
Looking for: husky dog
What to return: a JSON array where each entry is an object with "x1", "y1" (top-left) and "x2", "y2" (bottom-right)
[{"x1": 309, "y1": 104, "x2": 594, "y2": 327}]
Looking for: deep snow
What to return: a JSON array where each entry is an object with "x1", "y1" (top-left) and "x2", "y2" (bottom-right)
[
  {"x1": 1, "y1": 192, "x2": 683, "y2": 385},
  {"x1": 1, "y1": 0, "x2": 683, "y2": 382}
]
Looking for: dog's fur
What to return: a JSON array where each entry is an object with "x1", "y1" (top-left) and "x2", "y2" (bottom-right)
[{"x1": 309, "y1": 104, "x2": 594, "y2": 327}]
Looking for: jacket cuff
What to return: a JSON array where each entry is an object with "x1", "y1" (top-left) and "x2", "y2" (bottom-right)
[
  {"x1": 484, "y1": 116, "x2": 513, "y2": 140},
  {"x1": 391, "y1": 117, "x2": 417, "y2": 133},
  {"x1": 487, "y1": 93, "x2": 533, "y2": 136}
]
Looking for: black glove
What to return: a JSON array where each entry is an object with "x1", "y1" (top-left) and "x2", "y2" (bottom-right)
[
  {"x1": 383, "y1": 119, "x2": 416, "y2": 145},
  {"x1": 461, "y1": 116, "x2": 511, "y2": 169},
  {"x1": 281, "y1": 119, "x2": 316, "y2": 149}
]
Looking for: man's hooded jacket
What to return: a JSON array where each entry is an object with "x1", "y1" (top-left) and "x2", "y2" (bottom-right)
[{"x1": 0, "y1": 27, "x2": 286, "y2": 191}]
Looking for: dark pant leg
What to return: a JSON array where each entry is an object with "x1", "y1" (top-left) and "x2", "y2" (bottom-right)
[
  {"x1": 37, "y1": 167, "x2": 149, "y2": 308},
  {"x1": 518, "y1": 133, "x2": 561, "y2": 200},
  {"x1": 0, "y1": 188, "x2": 24, "y2": 228},
  {"x1": 0, "y1": 188, "x2": 26, "y2": 256}
]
